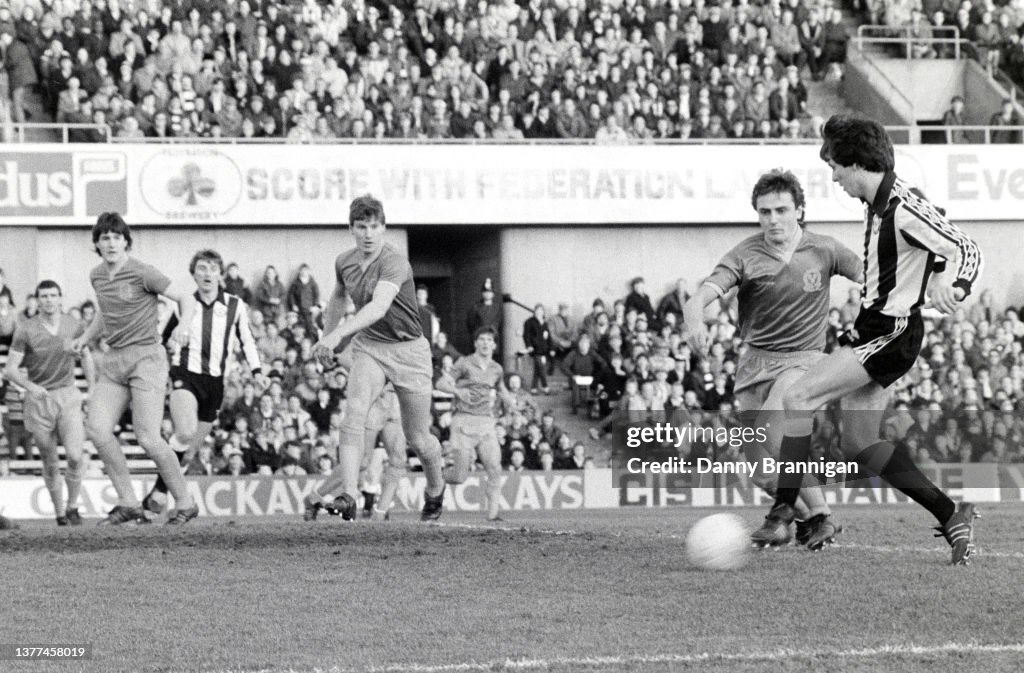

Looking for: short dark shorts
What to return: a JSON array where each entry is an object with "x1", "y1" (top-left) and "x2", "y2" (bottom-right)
[
  {"x1": 170, "y1": 368, "x2": 225, "y2": 423},
  {"x1": 849, "y1": 309, "x2": 924, "y2": 389}
]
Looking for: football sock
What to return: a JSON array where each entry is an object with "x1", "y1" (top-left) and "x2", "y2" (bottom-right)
[
  {"x1": 775, "y1": 433, "x2": 811, "y2": 508},
  {"x1": 42, "y1": 456, "x2": 64, "y2": 516},
  {"x1": 151, "y1": 450, "x2": 185, "y2": 496},
  {"x1": 65, "y1": 455, "x2": 84, "y2": 511},
  {"x1": 859, "y1": 441, "x2": 955, "y2": 524}
]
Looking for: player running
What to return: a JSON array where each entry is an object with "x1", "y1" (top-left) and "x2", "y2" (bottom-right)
[
  {"x1": 305, "y1": 195, "x2": 447, "y2": 521},
  {"x1": 4, "y1": 280, "x2": 92, "y2": 525},
  {"x1": 141, "y1": 249, "x2": 263, "y2": 515},
  {"x1": 684, "y1": 169, "x2": 863, "y2": 550},
  {"x1": 435, "y1": 327, "x2": 508, "y2": 522},
  {"x1": 759, "y1": 116, "x2": 983, "y2": 565},
  {"x1": 71, "y1": 212, "x2": 200, "y2": 525}
]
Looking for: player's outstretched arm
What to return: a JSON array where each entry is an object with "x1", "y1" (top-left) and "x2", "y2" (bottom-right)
[
  {"x1": 162, "y1": 282, "x2": 198, "y2": 347},
  {"x1": 234, "y1": 302, "x2": 263, "y2": 377},
  {"x1": 321, "y1": 280, "x2": 347, "y2": 337},
  {"x1": 71, "y1": 303, "x2": 103, "y2": 353},
  {"x1": 682, "y1": 284, "x2": 720, "y2": 354},
  {"x1": 3, "y1": 349, "x2": 47, "y2": 398},
  {"x1": 315, "y1": 281, "x2": 400, "y2": 363}
]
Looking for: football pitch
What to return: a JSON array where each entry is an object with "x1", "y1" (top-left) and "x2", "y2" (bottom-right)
[{"x1": 1, "y1": 504, "x2": 1022, "y2": 673}]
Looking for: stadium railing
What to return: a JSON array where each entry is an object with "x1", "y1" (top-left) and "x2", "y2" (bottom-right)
[
  {"x1": 3, "y1": 122, "x2": 111, "y2": 144},
  {"x1": 8, "y1": 126, "x2": 1022, "y2": 144},
  {"x1": 855, "y1": 24, "x2": 965, "y2": 60}
]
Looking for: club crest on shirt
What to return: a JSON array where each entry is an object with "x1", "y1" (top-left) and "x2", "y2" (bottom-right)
[
  {"x1": 803, "y1": 268, "x2": 823, "y2": 293},
  {"x1": 118, "y1": 284, "x2": 137, "y2": 301},
  {"x1": 214, "y1": 303, "x2": 228, "y2": 317}
]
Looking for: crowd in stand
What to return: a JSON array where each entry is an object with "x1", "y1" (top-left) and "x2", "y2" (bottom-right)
[
  {"x1": 3, "y1": 261, "x2": 1024, "y2": 478},
  {"x1": 878, "y1": 0, "x2": 1024, "y2": 86},
  {"x1": 0, "y1": 0, "x2": 854, "y2": 141}
]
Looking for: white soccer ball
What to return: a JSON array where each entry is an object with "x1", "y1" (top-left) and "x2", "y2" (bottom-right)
[{"x1": 685, "y1": 513, "x2": 752, "y2": 571}]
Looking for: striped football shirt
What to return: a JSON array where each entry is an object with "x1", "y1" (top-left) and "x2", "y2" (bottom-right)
[
  {"x1": 861, "y1": 172, "x2": 982, "y2": 317},
  {"x1": 167, "y1": 290, "x2": 261, "y2": 378}
]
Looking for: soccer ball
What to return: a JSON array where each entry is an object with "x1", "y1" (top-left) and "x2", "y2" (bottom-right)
[{"x1": 685, "y1": 513, "x2": 752, "y2": 571}]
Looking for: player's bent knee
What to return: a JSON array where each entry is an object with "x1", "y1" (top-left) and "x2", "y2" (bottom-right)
[
  {"x1": 781, "y1": 388, "x2": 811, "y2": 413},
  {"x1": 407, "y1": 431, "x2": 439, "y2": 455},
  {"x1": 133, "y1": 430, "x2": 167, "y2": 452}
]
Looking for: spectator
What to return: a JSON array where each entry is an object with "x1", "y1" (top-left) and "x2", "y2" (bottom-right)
[
  {"x1": 254, "y1": 264, "x2": 287, "y2": 325},
  {"x1": 906, "y1": 9, "x2": 936, "y2": 59},
  {"x1": 942, "y1": 95, "x2": 969, "y2": 144},
  {"x1": 523, "y1": 303, "x2": 554, "y2": 395},
  {"x1": 466, "y1": 278, "x2": 500, "y2": 346},
  {"x1": 287, "y1": 263, "x2": 320, "y2": 331},
  {"x1": 0, "y1": 292, "x2": 16, "y2": 347},
  {"x1": 416, "y1": 284, "x2": 439, "y2": 340},
  {"x1": 822, "y1": 9, "x2": 850, "y2": 76},
  {"x1": 549, "y1": 302, "x2": 576, "y2": 366},
  {"x1": 560, "y1": 333, "x2": 607, "y2": 413},
  {"x1": 989, "y1": 99, "x2": 1022, "y2": 144},
  {"x1": 0, "y1": 268, "x2": 12, "y2": 306},
  {"x1": 625, "y1": 277, "x2": 657, "y2": 328},
  {"x1": 1, "y1": 27, "x2": 37, "y2": 122},
  {"x1": 224, "y1": 262, "x2": 251, "y2": 303}
]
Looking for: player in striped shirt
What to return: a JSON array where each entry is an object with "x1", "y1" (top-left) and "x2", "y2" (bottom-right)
[
  {"x1": 756, "y1": 116, "x2": 984, "y2": 565},
  {"x1": 142, "y1": 249, "x2": 263, "y2": 514}
]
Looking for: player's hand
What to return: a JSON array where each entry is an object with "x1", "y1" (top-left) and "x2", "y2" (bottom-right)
[
  {"x1": 170, "y1": 323, "x2": 190, "y2": 348},
  {"x1": 70, "y1": 336, "x2": 87, "y2": 354},
  {"x1": 686, "y1": 324, "x2": 710, "y2": 354},
  {"x1": 253, "y1": 372, "x2": 269, "y2": 391},
  {"x1": 27, "y1": 383, "x2": 49, "y2": 399},
  {"x1": 313, "y1": 333, "x2": 340, "y2": 369},
  {"x1": 927, "y1": 283, "x2": 964, "y2": 315}
]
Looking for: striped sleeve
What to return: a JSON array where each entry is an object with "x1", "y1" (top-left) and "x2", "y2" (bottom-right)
[
  {"x1": 893, "y1": 194, "x2": 982, "y2": 293},
  {"x1": 234, "y1": 301, "x2": 263, "y2": 375}
]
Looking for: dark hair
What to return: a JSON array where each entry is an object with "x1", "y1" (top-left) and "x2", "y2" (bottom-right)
[
  {"x1": 750, "y1": 168, "x2": 807, "y2": 227},
  {"x1": 819, "y1": 115, "x2": 894, "y2": 173},
  {"x1": 189, "y1": 248, "x2": 224, "y2": 274},
  {"x1": 91, "y1": 211, "x2": 132, "y2": 253},
  {"x1": 473, "y1": 326, "x2": 497, "y2": 340},
  {"x1": 349, "y1": 194, "x2": 385, "y2": 226},
  {"x1": 36, "y1": 279, "x2": 62, "y2": 296}
]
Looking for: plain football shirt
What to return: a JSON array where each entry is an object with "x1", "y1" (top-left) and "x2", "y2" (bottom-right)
[
  {"x1": 90, "y1": 257, "x2": 171, "y2": 349},
  {"x1": 704, "y1": 230, "x2": 861, "y2": 352},
  {"x1": 10, "y1": 315, "x2": 83, "y2": 389},
  {"x1": 335, "y1": 243, "x2": 422, "y2": 343},
  {"x1": 449, "y1": 354, "x2": 505, "y2": 417}
]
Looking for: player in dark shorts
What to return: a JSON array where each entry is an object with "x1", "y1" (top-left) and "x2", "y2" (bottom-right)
[
  {"x1": 4, "y1": 280, "x2": 92, "y2": 525},
  {"x1": 305, "y1": 195, "x2": 447, "y2": 521},
  {"x1": 142, "y1": 249, "x2": 263, "y2": 515},
  {"x1": 71, "y1": 212, "x2": 200, "y2": 525},
  {"x1": 755, "y1": 116, "x2": 984, "y2": 565},
  {"x1": 684, "y1": 169, "x2": 862, "y2": 550}
]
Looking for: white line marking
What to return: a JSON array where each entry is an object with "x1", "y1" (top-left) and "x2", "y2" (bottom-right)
[
  {"x1": 190, "y1": 643, "x2": 1024, "y2": 673},
  {"x1": 431, "y1": 522, "x2": 1024, "y2": 559},
  {"x1": 358, "y1": 642, "x2": 1024, "y2": 673}
]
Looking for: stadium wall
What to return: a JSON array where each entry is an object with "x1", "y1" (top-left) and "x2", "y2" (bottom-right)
[{"x1": 0, "y1": 463, "x2": 1013, "y2": 519}]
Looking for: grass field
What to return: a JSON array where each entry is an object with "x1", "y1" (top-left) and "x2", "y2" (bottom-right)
[{"x1": 1, "y1": 503, "x2": 1023, "y2": 673}]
